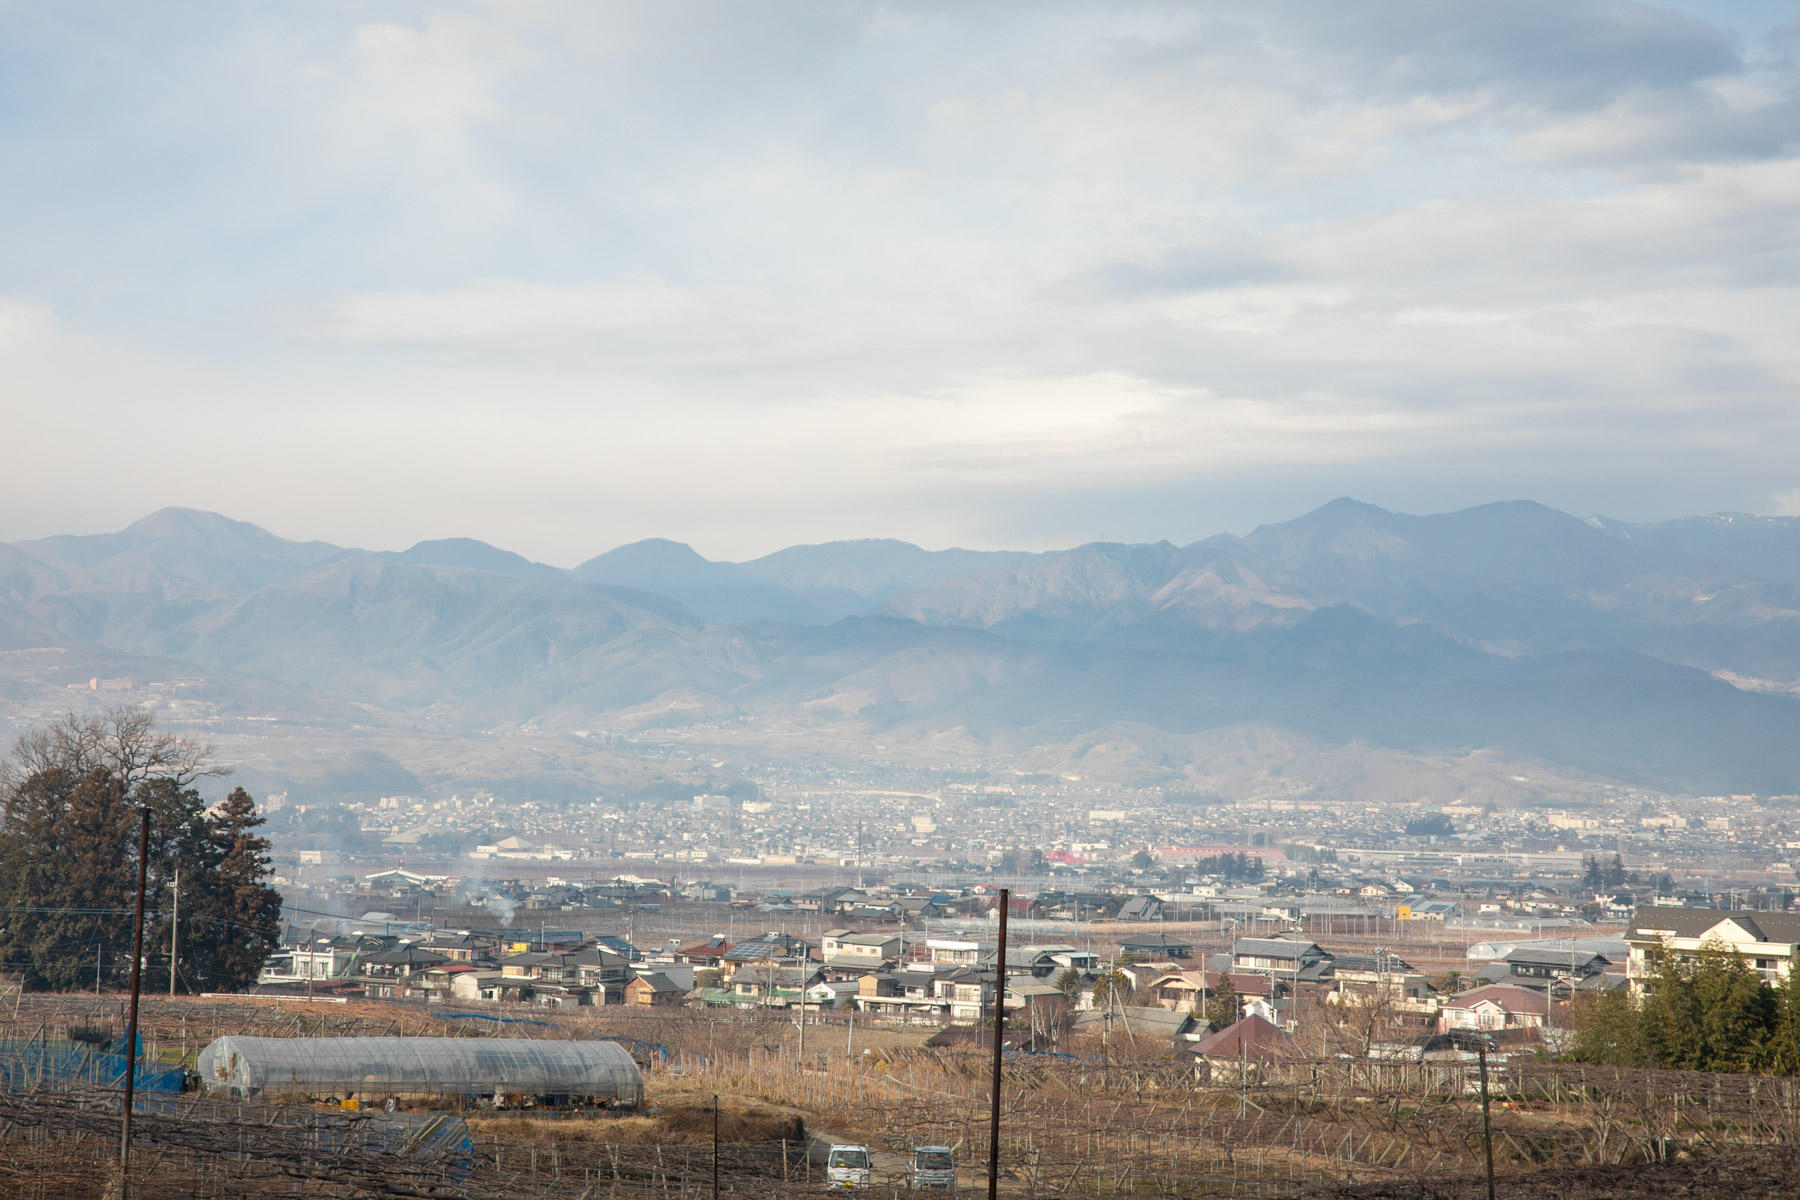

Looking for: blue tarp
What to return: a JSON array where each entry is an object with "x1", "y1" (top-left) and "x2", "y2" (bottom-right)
[{"x1": 0, "y1": 1039, "x2": 186, "y2": 1093}]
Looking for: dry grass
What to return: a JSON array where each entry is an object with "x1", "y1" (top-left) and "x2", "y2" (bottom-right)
[{"x1": 469, "y1": 1096, "x2": 804, "y2": 1146}]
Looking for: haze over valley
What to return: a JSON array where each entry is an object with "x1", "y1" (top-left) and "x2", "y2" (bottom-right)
[{"x1": 5, "y1": 497, "x2": 1798, "y2": 806}]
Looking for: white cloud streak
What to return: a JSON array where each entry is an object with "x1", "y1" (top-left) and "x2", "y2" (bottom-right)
[{"x1": 1, "y1": 1, "x2": 1797, "y2": 557}]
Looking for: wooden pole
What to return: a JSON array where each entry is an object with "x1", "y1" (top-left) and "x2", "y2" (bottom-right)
[
  {"x1": 712, "y1": 1092, "x2": 720, "y2": 1200},
  {"x1": 119, "y1": 806, "x2": 151, "y2": 1188},
  {"x1": 168, "y1": 868, "x2": 178, "y2": 996},
  {"x1": 988, "y1": 887, "x2": 1009, "y2": 1200},
  {"x1": 1477, "y1": 1041, "x2": 1496, "y2": 1200}
]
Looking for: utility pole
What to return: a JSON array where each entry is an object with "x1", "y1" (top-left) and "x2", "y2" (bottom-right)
[
  {"x1": 987, "y1": 887, "x2": 1009, "y2": 1200},
  {"x1": 119, "y1": 807, "x2": 150, "y2": 1192},
  {"x1": 168, "y1": 869, "x2": 178, "y2": 997},
  {"x1": 1476, "y1": 1040, "x2": 1496, "y2": 1200}
]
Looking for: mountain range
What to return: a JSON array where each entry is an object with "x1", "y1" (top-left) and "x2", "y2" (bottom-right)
[{"x1": 4, "y1": 499, "x2": 1800, "y2": 796}]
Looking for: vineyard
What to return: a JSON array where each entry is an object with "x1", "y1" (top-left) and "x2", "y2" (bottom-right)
[{"x1": 0, "y1": 995, "x2": 1798, "y2": 1197}]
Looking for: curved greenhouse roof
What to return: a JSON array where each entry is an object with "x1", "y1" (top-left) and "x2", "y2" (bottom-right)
[{"x1": 197, "y1": 1036, "x2": 643, "y2": 1102}]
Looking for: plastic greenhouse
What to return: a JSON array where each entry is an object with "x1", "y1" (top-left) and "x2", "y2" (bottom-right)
[{"x1": 197, "y1": 1036, "x2": 644, "y2": 1105}]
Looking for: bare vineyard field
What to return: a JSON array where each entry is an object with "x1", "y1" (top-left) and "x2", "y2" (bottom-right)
[{"x1": 2, "y1": 995, "x2": 1797, "y2": 1198}]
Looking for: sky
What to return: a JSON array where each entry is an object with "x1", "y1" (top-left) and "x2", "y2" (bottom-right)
[{"x1": 3, "y1": 1, "x2": 1799, "y2": 564}]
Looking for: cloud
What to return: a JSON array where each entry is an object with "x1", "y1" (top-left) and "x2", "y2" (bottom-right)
[{"x1": 1, "y1": 2, "x2": 1799, "y2": 558}]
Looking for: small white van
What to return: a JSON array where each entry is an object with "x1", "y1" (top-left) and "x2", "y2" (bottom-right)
[
  {"x1": 909, "y1": 1145, "x2": 956, "y2": 1188},
  {"x1": 826, "y1": 1143, "x2": 872, "y2": 1188}
]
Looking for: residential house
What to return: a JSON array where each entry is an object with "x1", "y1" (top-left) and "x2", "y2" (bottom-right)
[
  {"x1": 624, "y1": 972, "x2": 687, "y2": 1006},
  {"x1": 925, "y1": 938, "x2": 982, "y2": 967},
  {"x1": 795, "y1": 887, "x2": 865, "y2": 914},
  {"x1": 1115, "y1": 895, "x2": 1164, "y2": 922},
  {"x1": 1072, "y1": 1004, "x2": 1199, "y2": 1048},
  {"x1": 1437, "y1": 985, "x2": 1549, "y2": 1035},
  {"x1": 981, "y1": 947, "x2": 1060, "y2": 980},
  {"x1": 419, "y1": 932, "x2": 490, "y2": 964},
  {"x1": 448, "y1": 969, "x2": 509, "y2": 1003},
  {"x1": 672, "y1": 936, "x2": 735, "y2": 967},
  {"x1": 1495, "y1": 946, "x2": 1611, "y2": 989},
  {"x1": 722, "y1": 934, "x2": 812, "y2": 968},
  {"x1": 497, "y1": 945, "x2": 633, "y2": 1004},
  {"x1": 1326, "y1": 953, "x2": 1432, "y2": 1005},
  {"x1": 895, "y1": 896, "x2": 946, "y2": 921},
  {"x1": 806, "y1": 978, "x2": 864, "y2": 1011},
  {"x1": 1119, "y1": 932, "x2": 1193, "y2": 960},
  {"x1": 1627, "y1": 906, "x2": 1800, "y2": 995},
  {"x1": 593, "y1": 935, "x2": 641, "y2": 961},
  {"x1": 820, "y1": 930, "x2": 903, "y2": 972},
  {"x1": 357, "y1": 945, "x2": 449, "y2": 999},
  {"x1": 728, "y1": 964, "x2": 823, "y2": 1006},
  {"x1": 1406, "y1": 900, "x2": 1464, "y2": 922},
  {"x1": 1030, "y1": 945, "x2": 1102, "y2": 973},
  {"x1": 1187, "y1": 1015, "x2": 1302, "y2": 1086},
  {"x1": 855, "y1": 969, "x2": 952, "y2": 1022},
  {"x1": 1232, "y1": 936, "x2": 1331, "y2": 976}
]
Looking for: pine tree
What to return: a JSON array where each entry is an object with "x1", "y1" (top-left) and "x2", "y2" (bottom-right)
[
  {"x1": 1, "y1": 715, "x2": 284, "y2": 994},
  {"x1": 1769, "y1": 971, "x2": 1800, "y2": 1074},
  {"x1": 26, "y1": 768, "x2": 136, "y2": 991},
  {"x1": 0, "y1": 766, "x2": 79, "y2": 988},
  {"x1": 1568, "y1": 989, "x2": 1645, "y2": 1066},
  {"x1": 1689, "y1": 951, "x2": 1776, "y2": 1072},
  {"x1": 135, "y1": 775, "x2": 227, "y2": 992},
  {"x1": 1054, "y1": 967, "x2": 1083, "y2": 1001},
  {"x1": 1208, "y1": 972, "x2": 1239, "y2": 1028},
  {"x1": 191, "y1": 786, "x2": 282, "y2": 991}
]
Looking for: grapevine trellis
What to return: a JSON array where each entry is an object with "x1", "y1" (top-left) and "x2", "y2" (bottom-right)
[{"x1": 3, "y1": 993, "x2": 1800, "y2": 1197}]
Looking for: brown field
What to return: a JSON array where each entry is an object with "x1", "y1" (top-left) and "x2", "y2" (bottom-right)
[{"x1": 0, "y1": 992, "x2": 1795, "y2": 1198}]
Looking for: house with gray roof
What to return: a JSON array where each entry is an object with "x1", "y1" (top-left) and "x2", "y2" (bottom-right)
[{"x1": 1627, "y1": 906, "x2": 1800, "y2": 995}]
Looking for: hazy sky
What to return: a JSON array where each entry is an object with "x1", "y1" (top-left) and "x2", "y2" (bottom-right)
[{"x1": 4, "y1": 2, "x2": 1799, "y2": 563}]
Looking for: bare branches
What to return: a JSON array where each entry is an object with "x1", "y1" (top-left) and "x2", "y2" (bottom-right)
[{"x1": 2, "y1": 708, "x2": 225, "y2": 797}]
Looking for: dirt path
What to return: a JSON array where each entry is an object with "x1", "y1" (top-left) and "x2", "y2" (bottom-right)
[{"x1": 804, "y1": 1128, "x2": 915, "y2": 1189}]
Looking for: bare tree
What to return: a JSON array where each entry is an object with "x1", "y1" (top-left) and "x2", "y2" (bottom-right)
[{"x1": 1, "y1": 707, "x2": 225, "y2": 796}]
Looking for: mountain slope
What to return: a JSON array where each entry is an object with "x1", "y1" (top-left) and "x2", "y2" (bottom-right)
[
  {"x1": 16, "y1": 507, "x2": 346, "y2": 593},
  {"x1": 175, "y1": 556, "x2": 712, "y2": 717},
  {"x1": 389, "y1": 538, "x2": 563, "y2": 580},
  {"x1": 572, "y1": 539, "x2": 839, "y2": 624},
  {"x1": 6, "y1": 501, "x2": 1800, "y2": 795},
  {"x1": 739, "y1": 539, "x2": 1035, "y2": 609}
]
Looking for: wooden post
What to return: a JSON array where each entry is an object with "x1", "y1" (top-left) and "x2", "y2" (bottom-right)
[
  {"x1": 119, "y1": 807, "x2": 150, "y2": 1188},
  {"x1": 1477, "y1": 1041, "x2": 1496, "y2": 1200},
  {"x1": 712, "y1": 1092, "x2": 719, "y2": 1200},
  {"x1": 168, "y1": 869, "x2": 178, "y2": 996},
  {"x1": 988, "y1": 887, "x2": 1009, "y2": 1200}
]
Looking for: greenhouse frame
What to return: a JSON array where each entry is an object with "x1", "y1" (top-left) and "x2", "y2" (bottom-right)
[{"x1": 197, "y1": 1036, "x2": 644, "y2": 1105}]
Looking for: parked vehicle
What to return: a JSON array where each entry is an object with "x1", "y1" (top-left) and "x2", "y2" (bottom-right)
[
  {"x1": 826, "y1": 1144, "x2": 872, "y2": 1188},
  {"x1": 909, "y1": 1145, "x2": 956, "y2": 1189}
]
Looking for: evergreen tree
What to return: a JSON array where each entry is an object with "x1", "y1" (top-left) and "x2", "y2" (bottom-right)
[
  {"x1": 1605, "y1": 853, "x2": 1627, "y2": 889},
  {"x1": 1091, "y1": 968, "x2": 1132, "y2": 1010},
  {"x1": 0, "y1": 716, "x2": 283, "y2": 994},
  {"x1": 1207, "y1": 972, "x2": 1239, "y2": 1028},
  {"x1": 1689, "y1": 951, "x2": 1775, "y2": 1072},
  {"x1": 1568, "y1": 989, "x2": 1645, "y2": 1066},
  {"x1": 1581, "y1": 854, "x2": 1604, "y2": 890},
  {"x1": 1054, "y1": 966, "x2": 1083, "y2": 1001},
  {"x1": 5, "y1": 768, "x2": 137, "y2": 991},
  {"x1": 1769, "y1": 968, "x2": 1800, "y2": 1074},
  {"x1": 1574, "y1": 944, "x2": 1784, "y2": 1074},
  {"x1": 186, "y1": 787, "x2": 282, "y2": 990}
]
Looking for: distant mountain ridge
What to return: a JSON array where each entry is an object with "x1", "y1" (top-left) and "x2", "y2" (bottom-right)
[{"x1": 5, "y1": 500, "x2": 1800, "y2": 793}]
